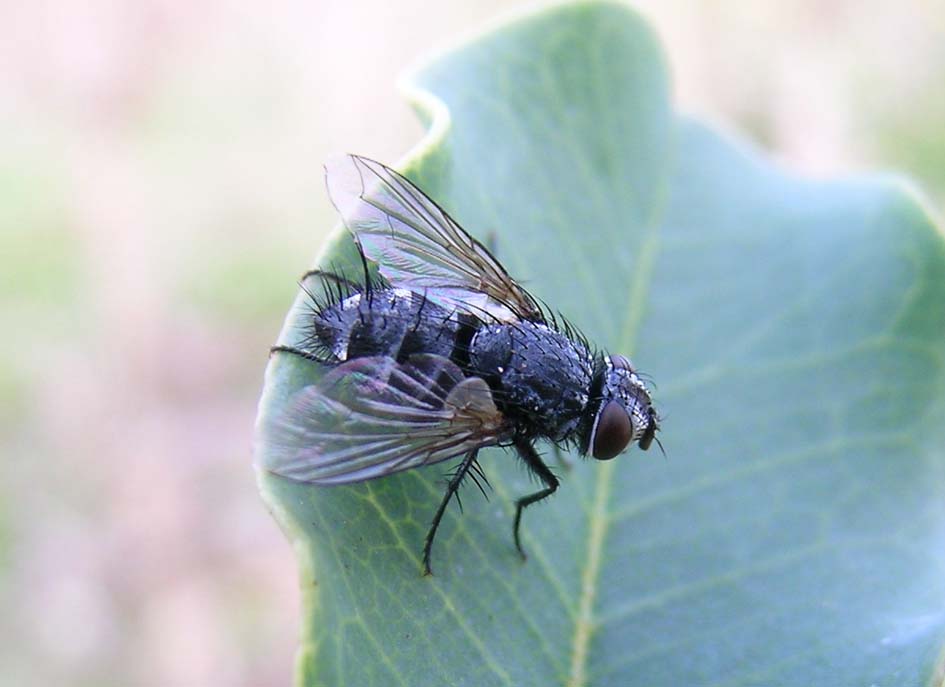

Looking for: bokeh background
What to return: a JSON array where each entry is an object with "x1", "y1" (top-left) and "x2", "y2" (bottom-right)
[{"x1": 2, "y1": 1, "x2": 943, "y2": 685}]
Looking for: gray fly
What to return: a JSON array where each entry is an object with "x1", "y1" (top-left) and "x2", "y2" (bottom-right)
[{"x1": 257, "y1": 155, "x2": 660, "y2": 574}]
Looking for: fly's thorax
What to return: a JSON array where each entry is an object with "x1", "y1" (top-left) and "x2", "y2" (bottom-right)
[
  {"x1": 581, "y1": 354, "x2": 658, "y2": 460},
  {"x1": 468, "y1": 320, "x2": 594, "y2": 441}
]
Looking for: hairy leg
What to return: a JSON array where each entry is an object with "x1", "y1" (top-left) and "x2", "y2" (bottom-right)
[
  {"x1": 422, "y1": 449, "x2": 481, "y2": 576},
  {"x1": 512, "y1": 439, "x2": 559, "y2": 560}
]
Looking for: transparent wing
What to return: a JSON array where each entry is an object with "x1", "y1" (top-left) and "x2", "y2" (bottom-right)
[
  {"x1": 325, "y1": 154, "x2": 543, "y2": 322},
  {"x1": 256, "y1": 354, "x2": 507, "y2": 484}
]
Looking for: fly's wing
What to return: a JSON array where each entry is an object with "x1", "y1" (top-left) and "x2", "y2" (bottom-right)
[
  {"x1": 257, "y1": 354, "x2": 506, "y2": 484},
  {"x1": 325, "y1": 154, "x2": 543, "y2": 323}
]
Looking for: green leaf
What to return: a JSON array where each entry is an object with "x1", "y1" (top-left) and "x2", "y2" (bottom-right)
[{"x1": 255, "y1": 2, "x2": 945, "y2": 684}]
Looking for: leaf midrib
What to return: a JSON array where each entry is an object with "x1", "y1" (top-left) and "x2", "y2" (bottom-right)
[{"x1": 566, "y1": 160, "x2": 670, "y2": 687}]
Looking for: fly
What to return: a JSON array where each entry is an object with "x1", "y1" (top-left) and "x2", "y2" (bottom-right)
[{"x1": 257, "y1": 155, "x2": 660, "y2": 575}]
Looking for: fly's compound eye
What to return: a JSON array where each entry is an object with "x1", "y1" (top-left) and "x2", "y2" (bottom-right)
[
  {"x1": 590, "y1": 400, "x2": 633, "y2": 460},
  {"x1": 610, "y1": 354, "x2": 634, "y2": 372}
]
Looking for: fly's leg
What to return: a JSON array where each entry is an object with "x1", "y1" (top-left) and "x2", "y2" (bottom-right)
[
  {"x1": 512, "y1": 439, "x2": 559, "y2": 561},
  {"x1": 423, "y1": 449, "x2": 480, "y2": 576}
]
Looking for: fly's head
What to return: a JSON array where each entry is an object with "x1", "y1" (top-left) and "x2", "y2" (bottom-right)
[{"x1": 583, "y1": 354, "x2": 659, "y2": 460}]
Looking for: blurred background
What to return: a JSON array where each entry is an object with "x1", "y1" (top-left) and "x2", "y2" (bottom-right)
[{"x1": 1, "y1": 1, "x2": 943, "y2": 685}]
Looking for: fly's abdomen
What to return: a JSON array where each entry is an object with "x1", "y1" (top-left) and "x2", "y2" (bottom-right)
[{"x1": 314, "y1": 288, "x2": 461, "y2": 363}]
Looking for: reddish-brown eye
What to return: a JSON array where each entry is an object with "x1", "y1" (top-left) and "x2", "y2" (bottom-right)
[
  {"x1": 610, "y1": 354, "x2": 634, "y2": 371},
  {"x1": 591, "y1": 400, "x2": 633, "y2": 460}
]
